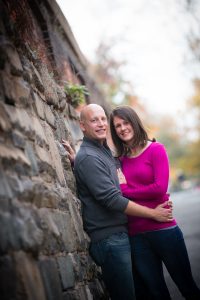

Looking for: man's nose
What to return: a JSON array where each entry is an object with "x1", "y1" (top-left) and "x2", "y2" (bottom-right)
[{"x1": 97, "y1": 119, "x2": 104, "y2": 126}]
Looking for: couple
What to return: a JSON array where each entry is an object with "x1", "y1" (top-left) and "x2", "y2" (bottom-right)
[{"x1": 63, "y1": 104, "x2": 200, "y2": 300}]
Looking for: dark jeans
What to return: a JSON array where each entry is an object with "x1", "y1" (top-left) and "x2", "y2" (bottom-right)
[
  {"x1": 89, "y1": 232, "x2": 136, "y2": 300},
  {"x1": 130, "y1": 226, "x2": 200, "y2": 300}
]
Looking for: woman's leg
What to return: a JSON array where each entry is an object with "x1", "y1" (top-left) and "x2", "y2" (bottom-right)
[
  {"x1": 130, "y1": 234, "x2": 171, "y2": 300},
  {"x1": 149, "y1": 226, "x2": 200, "y2": 300},
  {"x1": 131, "y1": 261, "x2": 153, "y2": 300}
]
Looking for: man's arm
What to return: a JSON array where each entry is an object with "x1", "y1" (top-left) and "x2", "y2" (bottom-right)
[
  {"x1": 77, "y1": 155, "x2": 173, "y2": 222},
  {"x1": 124, "y1": 200, "x2": 173, "y2": 222},
  {"x1": 61, "y1": 140, "x2": 173, "y2": 222}
]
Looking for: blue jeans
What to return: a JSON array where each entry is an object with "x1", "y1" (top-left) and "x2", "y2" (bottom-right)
[
  {"x1": 89, "y1": 232, "x2": 136, "y2": 300},
  {"x1": 130, "y1": 226, "x2": 200, "y2": 300}
]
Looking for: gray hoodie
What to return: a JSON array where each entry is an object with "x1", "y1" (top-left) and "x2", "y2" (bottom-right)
[{"x1": 74, "y1": 137, "x2": 129, "y2": 242}]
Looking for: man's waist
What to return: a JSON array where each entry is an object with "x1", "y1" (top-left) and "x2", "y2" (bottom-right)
[{"x1": 88, "y1": 225, "x2": 128, "y2": 242}]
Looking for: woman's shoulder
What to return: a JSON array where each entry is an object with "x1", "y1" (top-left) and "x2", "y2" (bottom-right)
[{"x1": 150, "y1": 141, "x2": 166, "y2": 152}]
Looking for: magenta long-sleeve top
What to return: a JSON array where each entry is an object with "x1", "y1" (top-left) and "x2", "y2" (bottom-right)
[{"x1": 120, "y1": 142, "x2": 177, "y2": 236}]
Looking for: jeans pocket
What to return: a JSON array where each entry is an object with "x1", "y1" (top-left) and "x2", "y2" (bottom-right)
[
  {"x1": 108, "y1": 232, "x2": 128, "y2": 244},
  {"x1": 89, "y1": 240, "x2": 108, "y2": 266}
]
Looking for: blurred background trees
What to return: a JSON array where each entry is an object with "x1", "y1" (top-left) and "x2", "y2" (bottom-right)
[{"x1": 89, "y1": 0, "x2": 200, "y2": 191}]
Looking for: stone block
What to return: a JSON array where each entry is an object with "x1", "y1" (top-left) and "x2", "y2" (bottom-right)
[
  {"x1": 31, "y1": 62, "x2": 45, "y2": 93},
  {"x1": 73, "y1": 253, "x2": 98, "y2": 282},
  {"x1": 14, "y1": 251, "x2": 46, "y2": 300},
  {"x1": 57, "y1": 85, "x2": 67, "y2": 112},
  {"x1": 54, "y1": 111, "x2": 72, "y2": 143},
  {"x1": 25, "y1": 142, "x2": 39, "y2": 175},
  {"x1": 38, "y1": 207, "x2": 65, "y2": 254},
  {"x1": 73, "y1": 285, "x2": 93, "y2": 300},
  {"x1": 6, "y1": 174, "x2": 23, "y2": 197},
  {"x1": 4, "y1": 104, "x2": 35, "y2": 136},
  {"x1": 43, "y1": 122, "x2": 66, "y2": 186},
  {"x1": 31, "y1": 184, "x2": 60, "y2": 208},
  {"x1": 39, "y1": 64, "x2": 59, "y2": 106},
  {"x1": 11, "y1": 199, "x2": 43, "y2": 253},
  {"x1": 0, "y1": 211, "x2": 21, "y2": 253},
  {"x1": 88, "y1": 279, "x2": 109, "y2": 300},
  {"x1": 68, "y1": 104, "x2": 79, "y2": 120},
  {"x1": 0, "y1": 102, "x2": 11, "y2": 132},
  {"x1": 2, "y1": 73, "x2": 30, "y2": 105},
  {"x1": 32, "y1": 92, "x2": 45, "y2": 120},
  {"x1": 22, "y1": 60, "x2": 33, "y2": 84},
  {"x1": 63, "y1": 290, "x2": 79, "y2": 300},
  {"x1": 35, "y1": 143, "x2": 51, "y2": 165},
  {"x1": 0, "y1": 198, "x2": 43, "y2": 254},
  {"x1": 0, "y1": 169, "x2": 13, "y2": 203},
  {"x1": 32, "y1": 117, "x2": 48, "y2": 146},
  {"x1": 0, "y1": 44, "x2": 7, "y2": 70},
  {"x1": 6, "y1": 45, "x2": 23, "y2": 76},
  {"x1": 12, "y1": 129, "x2": 26, "y2": 149},
  {"x1": 57, "y1": 254, "x2": 75, "y2": 289},
  {"x1": 0, "y1": 255, "x2": 17, "y2": 300},
  {"x1": 44, "y1": 103, "x2": 56, "y2": 128},
  {"x1": 66, "y1": 117, "x2": 83, "y2": 145},
  {"x1": 68, "y1": 199, "x2": 88, "y2": 251},
  {"x1": 0, "y1": 144, "x2": 31, "y2": 166},
  {"x1": 38, "y1": 257, "x2": 63, "y2": 300},
  {"x1": 50, "y1": 210, "x2": 77, "y2": 253}
]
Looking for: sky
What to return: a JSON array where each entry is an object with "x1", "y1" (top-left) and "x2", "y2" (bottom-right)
[{"x1": 56, "y1": 0, "x2": 200, "y2": 117}]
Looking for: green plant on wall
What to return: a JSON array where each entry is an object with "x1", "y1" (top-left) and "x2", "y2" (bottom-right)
[{"x1": 64, "y1": 82, "x2": 89, "y2": 107}]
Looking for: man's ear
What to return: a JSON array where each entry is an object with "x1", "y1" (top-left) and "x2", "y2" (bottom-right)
[{"x1": 79, "y1": 120, "x2": 85, "y2": 132}]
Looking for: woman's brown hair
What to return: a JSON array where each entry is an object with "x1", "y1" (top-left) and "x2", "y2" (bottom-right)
[{"x1": 110, "y1": 106, "x2": 153, "y2": 157}]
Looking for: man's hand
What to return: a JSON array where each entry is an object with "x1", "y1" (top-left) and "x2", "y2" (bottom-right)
[
  {"x1": 61, "y1": 139, "x2": 76, "y2": 163},
  {"x1": 153, "y1": 201, "x2": 173, "y2": 222}
]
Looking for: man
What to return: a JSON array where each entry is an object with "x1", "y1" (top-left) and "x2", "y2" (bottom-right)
[{"x1": 63, "y1": 104, "x2": 173, "y2": 300}]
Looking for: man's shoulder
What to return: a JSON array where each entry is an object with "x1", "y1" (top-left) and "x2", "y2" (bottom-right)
[
  {"x1": 76, "y1": 143, "x2": 99, "y2": 157},
  {"x1": 75, "y1": 144, "x2": 100, "y2": 166}
]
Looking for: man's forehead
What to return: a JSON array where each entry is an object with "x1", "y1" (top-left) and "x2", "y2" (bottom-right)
[
  {"x1": 82, "y1": 105, "x2": 106, "y2": 120},
  {"x1": 87, "y1": 107, "x2": 106, "y2": 116}
]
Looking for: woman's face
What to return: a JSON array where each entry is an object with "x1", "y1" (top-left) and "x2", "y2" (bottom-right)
[{"x1": 113, "y1": 116, "x2": 134, "y2": 145}]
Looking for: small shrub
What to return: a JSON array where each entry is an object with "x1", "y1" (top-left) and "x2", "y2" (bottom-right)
[{"x1": 64, "y1": 83, "x2": 89, "y2": 107}]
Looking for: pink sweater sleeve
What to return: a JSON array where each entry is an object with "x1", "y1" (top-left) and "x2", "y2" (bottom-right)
[{"x1": 120, "y1": 144, "x2": 169, "y2": 200}]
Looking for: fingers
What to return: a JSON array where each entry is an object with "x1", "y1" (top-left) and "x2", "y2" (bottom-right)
[
  {"x1": 159, "y1": 201, "x2": 168, "y2": 208},
  {"x1": 62, "y1": 139, "x2": 72, "y2": 151},
  {"x1": 61, "y1": 139, "x2": 75, "y2": 163},
  {"x1": 167, "y1": 200, "x2": 173, "y2": 209}
]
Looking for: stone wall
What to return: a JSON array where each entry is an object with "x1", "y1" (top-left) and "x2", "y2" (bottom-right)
[{"x1": 0, "y1": 0, "x2": 110, "y2": 299}]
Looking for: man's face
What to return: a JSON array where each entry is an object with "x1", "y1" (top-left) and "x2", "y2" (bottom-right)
[{"x1": 80, "y1": 106, "x2": 108, "y2": 143}]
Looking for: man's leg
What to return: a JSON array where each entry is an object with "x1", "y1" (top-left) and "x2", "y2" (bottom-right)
[{"x1": 89, "y1": 232, "x2": 136, "y2": 300}]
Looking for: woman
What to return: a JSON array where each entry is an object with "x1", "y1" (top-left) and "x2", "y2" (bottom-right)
[{"x1": 110, "y1": 105, "x2": 200, "y2": 300}]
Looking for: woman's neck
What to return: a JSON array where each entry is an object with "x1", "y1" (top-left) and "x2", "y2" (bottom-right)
[{"x1": 128, "y1": 141, "x2": 151, "y2": 157}]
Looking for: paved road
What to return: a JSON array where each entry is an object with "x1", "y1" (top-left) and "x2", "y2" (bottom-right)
[{"x1": 164, "y1": 189, "x2": 200, "y2": 299}]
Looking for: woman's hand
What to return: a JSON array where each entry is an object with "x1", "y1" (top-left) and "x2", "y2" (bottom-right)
[
  {"x1": 117, "y1": 168, "x2": 127, "y2": 184},
  {"x1": 61, "y1": 139, "x2": 76, "y2": 163}
]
